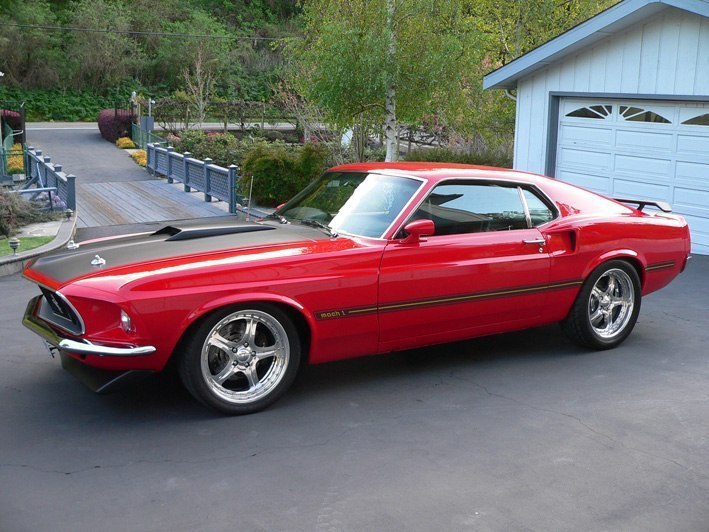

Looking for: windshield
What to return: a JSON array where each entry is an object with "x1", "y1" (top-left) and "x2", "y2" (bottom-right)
[{"x1": 277, "y1": 172, "x2": 423, "y2": 238}]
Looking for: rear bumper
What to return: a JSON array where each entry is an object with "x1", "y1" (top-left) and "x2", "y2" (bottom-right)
[{"x1": 22, "y1": 296, "x2": 155, "y2": 393}]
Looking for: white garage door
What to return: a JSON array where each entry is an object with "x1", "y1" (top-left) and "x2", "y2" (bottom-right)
[{"x1": 556, "y1": 98, "x2": 709, "y2": 254}]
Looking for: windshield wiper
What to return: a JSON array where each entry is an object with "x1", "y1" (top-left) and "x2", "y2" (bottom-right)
[
  {"x1": 266, "y1": 212, "x2": 289, "y2": 224},
  {"x1": 297, "y1": 218, "x2": 338, "y2": 237}
]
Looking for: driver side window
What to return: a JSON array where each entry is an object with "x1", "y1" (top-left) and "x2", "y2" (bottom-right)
[{"x1": 412, "y1": 183, "x2": 528, "y2": 236}]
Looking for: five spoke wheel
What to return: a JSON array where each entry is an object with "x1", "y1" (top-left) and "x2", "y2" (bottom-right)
[
  {"x1": 561, "y1": 260, "x2": 641, "y2": 349},
  {"x1": 588, "y1": 268, "x2": 635, "y2": 339},
  {"x1": 179, "y1": 304, "x2": 301, "y2": 415},
  {"x1": 202, "y1": 310, "x2": 289, "y2": 404}
]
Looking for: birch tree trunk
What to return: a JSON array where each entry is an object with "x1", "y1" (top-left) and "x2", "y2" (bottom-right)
[
  {"x1": 384, "y1": 0, "x2": 398, "y2": 162},
  {"x1": 184, "y1": 44, "x2": 213, "y2": 128}
]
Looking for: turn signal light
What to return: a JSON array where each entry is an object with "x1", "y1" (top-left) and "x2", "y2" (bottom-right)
[{"x1": 120, "y1": 310, "x2": 134, "y2": 333}]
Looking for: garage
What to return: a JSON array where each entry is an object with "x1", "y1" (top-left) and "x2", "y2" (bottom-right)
[
  {"x1": 482, "y1": 0, "x2": 709, "y2": 255},
  {"x1": 556, "y1": 98, "x2": 709, "y2": 254}
]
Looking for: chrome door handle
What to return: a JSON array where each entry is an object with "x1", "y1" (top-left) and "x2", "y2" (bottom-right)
[{"x1": 523, "y1": 239, "x2": 546, "y2": 246}]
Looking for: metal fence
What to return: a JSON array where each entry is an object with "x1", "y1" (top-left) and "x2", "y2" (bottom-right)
[
  {"x1": 18, "y1": 147, "x2": 76, "y2": 211},
  {"x1": 0, "y1": 100, "x2": 26, "y2": 144},
  {"x1": 146, "y1": 143, "x2": 240, "y2": 214},
  {"x1": 0, "y1": 145, "x2": 25, "y2": 182},
  {"x1": 132, "y1": 123, "x2": 167, "y2": 149}
]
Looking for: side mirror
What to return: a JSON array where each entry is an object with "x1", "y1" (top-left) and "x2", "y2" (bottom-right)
[{"x1": 399, "y1": 219, "x2": 435, "y2": 244}]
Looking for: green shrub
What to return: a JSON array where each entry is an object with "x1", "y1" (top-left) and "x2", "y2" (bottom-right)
[
  {"x1": 176, "y1": 130, "x2": 248, "y2": 168},
  {"x1": 404, "y1": 147, "x2": 512, "y2": 168},
  {"x1": 241, "y1": 141, "x2": 328, "y2": 207},
  {"x1": 0, "y1": 87, "x2": 121, "y2": 122}
]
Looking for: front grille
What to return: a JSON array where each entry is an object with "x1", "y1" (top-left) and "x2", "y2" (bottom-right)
[{"x1": 38, "y1": 288, "x2": 84, "y2": 336}]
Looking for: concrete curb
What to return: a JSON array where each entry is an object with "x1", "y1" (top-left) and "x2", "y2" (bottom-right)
[{"x1": 0, "y1": 216, "x2": 77, "y2": 277}]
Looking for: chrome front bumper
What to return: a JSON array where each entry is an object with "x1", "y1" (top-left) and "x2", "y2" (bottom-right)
[
  {"x1": 57, "y1": 339, "x2": 156, "y2": 356},
  {"x1": 23, "y1": 296, "x2": 156, "y2": 357},
  {"x1": 22, "y1": 296, "x2": 156, "y2": 394}
]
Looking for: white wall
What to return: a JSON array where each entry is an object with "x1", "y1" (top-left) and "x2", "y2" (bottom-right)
[{"x1": 514, "y1": 7, "x2": 709, "y2": 174}]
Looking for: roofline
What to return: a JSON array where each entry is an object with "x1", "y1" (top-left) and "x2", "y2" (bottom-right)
[{"x1": 483, "y1": 0, "x2": 709, "y2": 90}]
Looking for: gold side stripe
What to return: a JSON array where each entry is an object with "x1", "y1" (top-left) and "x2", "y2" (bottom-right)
[
  {"x1": 315, "y1": 280, "x2": 583, "y2": 320},
  {"x1": 378, "y1": 281, "x2": 581, "y2": 312},
  {"x1": 646, "y1": 261, "x2": 675, "y2": 272},
  {"x1": 347, "y1": 307, "x2": 378, "y2": 315}
]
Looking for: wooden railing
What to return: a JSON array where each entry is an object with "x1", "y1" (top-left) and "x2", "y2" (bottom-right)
[
  {"x1": 146, "y1": 143, "x2": 241, "y2": 214},
  {"x1": 18, "y1": 147, "x2": 76, "y2": 211}
]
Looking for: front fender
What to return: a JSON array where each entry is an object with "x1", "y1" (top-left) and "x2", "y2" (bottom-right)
[{"x1": 177, "y1": 291, "x2": 318, "y2": 353}]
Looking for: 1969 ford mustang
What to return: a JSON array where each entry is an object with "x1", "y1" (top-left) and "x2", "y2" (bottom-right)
[{"x1": 22, "y1": 163, "x2": 691, "y2": 414}]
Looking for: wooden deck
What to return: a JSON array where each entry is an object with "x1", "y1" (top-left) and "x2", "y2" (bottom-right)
[{"x1": 76, "y1": 179, "x2": 230, "y2": 228}]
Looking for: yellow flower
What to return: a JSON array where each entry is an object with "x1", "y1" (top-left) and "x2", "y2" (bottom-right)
[
  {"x1": 131, "y1": 150, "x2": 147, "y2": 167},
  {"x1": 116, "y1": 137, "x2": 136, "y2": 149}
]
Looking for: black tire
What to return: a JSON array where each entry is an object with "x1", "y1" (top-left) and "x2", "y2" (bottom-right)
[
  {"x1": 178, "y1": 303, "x2": 301, "y2": 415},
  {"x1": 561, "y1": 260, "x2": 641, "y2": 350}
]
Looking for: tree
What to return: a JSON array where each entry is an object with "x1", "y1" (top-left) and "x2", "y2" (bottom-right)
[
  {"x1": 64, "y1": 0, "x2": 145, "y2": 88},
  {"x1": 183, "y1": 43, "x2": 215, "y2": 126},
  {"x1": 152, "y1": 10, "x2": 230, "y2": 91},
  {"x1": 0, "y1": 0, "x2": 63, "y2": 88},
  {"x1": 430, "y1": 0, "x2": 619, "y2": 152},
  {"x1": 291, "y1": 0, "x2": 480, "y2": 161},
  {"x1": 0, "y1": 0, "x2": 301, "y2": 106},
  {"x1": 470, "y1": 0, "x2": 618, "y2": 67}
]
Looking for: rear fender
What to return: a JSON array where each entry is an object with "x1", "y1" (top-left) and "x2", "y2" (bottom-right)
[{"x1": 583, "y1": 250, "x2": 645, "y2": 287}]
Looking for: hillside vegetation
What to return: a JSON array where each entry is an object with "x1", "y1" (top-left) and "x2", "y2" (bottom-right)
[
  {"x1": 0, "y1": 0, "x2": 616, "y2": 145},
  {"x1": 0, "y1": 0, "x2": 298, "y2": 119}
]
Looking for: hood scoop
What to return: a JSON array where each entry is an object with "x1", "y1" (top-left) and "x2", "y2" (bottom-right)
[{"x1": 154, "y1": 224, "x2": 275, "y2": 242}]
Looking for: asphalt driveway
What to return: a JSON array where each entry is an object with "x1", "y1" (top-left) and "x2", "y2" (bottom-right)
[
  {"x1": 26, "y1": 123, "x2": 147, "y2": 184},
  {"x1": 1, "y1": 257, "x2": 707, "y2": 531},
  {"x1": 24, "y1": 123, "x2": 229, "y2": 228}
]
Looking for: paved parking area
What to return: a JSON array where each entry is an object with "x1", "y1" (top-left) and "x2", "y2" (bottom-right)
[{"x1": 1, "y1": 257, "x2": 707, "y2": 531}]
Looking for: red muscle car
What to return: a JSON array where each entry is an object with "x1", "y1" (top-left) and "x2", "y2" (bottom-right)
[{"x1": 22, "y1": 163, "x2": 691, "y2": 414}]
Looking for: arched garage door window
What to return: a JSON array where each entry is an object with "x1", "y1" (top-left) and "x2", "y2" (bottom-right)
[
  {"x1": 619, "y1": 106, "x2": 671, "y2": 123},
  {"x1": 565, "y1": 104, "x2": 672, "y2": 124},
  {"x1": 565, "y1": 105, "x2": 612, "y2": 119},
  {"x1": 682, "y1": 113, "x2": 709, "y2": 126}
]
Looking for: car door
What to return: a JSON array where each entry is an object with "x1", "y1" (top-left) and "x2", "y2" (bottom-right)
[{"x1": 378, "y1": 181, "x2": 552, "y2": 352}]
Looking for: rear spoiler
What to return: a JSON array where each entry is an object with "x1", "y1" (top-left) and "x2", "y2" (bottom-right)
[{"x1": 614, "y1": 198, "x2": 672, "y2": 213}]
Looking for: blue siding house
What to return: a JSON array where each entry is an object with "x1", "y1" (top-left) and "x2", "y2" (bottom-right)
[{"x1": 484, "y1": 0, "x2": 709, "y2": 254}]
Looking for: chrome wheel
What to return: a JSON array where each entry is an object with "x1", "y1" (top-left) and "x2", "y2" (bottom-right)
[
  {"x1": 560, "y1": 260, "x2": 641, "y2": 350},
  {"x1": 200, "y1": 309, "x2": 290, "y2": 405},
  {"x1": 588, "y1": 268, "x2": 635, "y2": 339}
]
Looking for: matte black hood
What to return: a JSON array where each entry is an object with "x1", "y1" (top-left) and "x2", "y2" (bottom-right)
[{"x1": 28, "y1": 219, "x2": 327, "y2": 286}]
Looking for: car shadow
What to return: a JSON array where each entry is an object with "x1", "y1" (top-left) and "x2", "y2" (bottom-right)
[
  {"x1": 25, "y1": 323, "x2": 591, "y2": 423},
  {"x1": 288, "y1": 323, "x2": 586, "y2": 401},
  {"x1": 116, "y1": 325, "x2": 592, "y2": 417}
]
